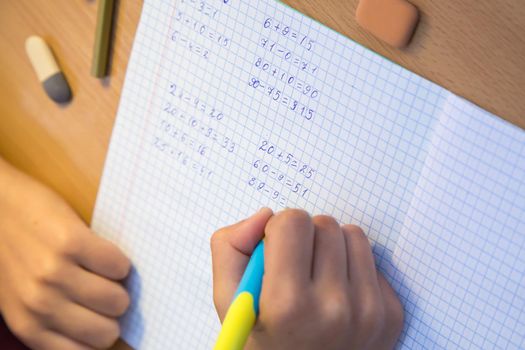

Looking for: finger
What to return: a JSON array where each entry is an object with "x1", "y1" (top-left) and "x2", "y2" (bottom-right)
[
  {"x1": 342, "y1": 225, "x2": 380, "y2": 294},
  {"x1": 377, "y1": 273, "x2": 404, "y2": 345},
  {"x1": 311, "y1": 215, "x2": 348, "y2": 285},
  {"x1": 47, "y1": 302, "x2": 120, "y2": 349},
  {"x1": 211, "y1": 207, "x2": 273, "y2": 319},
  {"x1": 63, "y1": 265, "x2": 130, "y2": 317},
  {"x1": 76, "y1": 234, "x2": 131, "y2": 280},
  {"x1": 264, "y1": 209, "x2": 315, "y2": 286},
  {"x1": 29, "y1": 331, "x2": 93, "y2": 350},
  {"x1": 5, "y1": 313, "x2": 92, "y2": 350}
]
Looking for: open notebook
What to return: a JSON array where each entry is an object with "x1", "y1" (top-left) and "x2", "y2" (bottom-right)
[{"x1": 91, "y1": 0, "x2": 525, "y2": 348}]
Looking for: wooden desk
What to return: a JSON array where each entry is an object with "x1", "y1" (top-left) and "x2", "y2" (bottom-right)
[{"x1": 0, "y1": 1, "x2": 524, "y2": 349}]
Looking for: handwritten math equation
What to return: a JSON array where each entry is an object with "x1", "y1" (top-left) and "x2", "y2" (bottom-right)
[{"x1": 154, "y1": 0, "x2": 322, "y2": 206}]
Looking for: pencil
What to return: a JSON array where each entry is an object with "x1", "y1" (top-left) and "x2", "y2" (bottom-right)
[
  {"x1": 214, "y1": 241, "x2": 265, "y2": 350},
  {"x1": 91, "y1": 0, "x2": 116, "y2": 77}
]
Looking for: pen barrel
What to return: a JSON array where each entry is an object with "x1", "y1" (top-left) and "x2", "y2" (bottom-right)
[
  {"x1": 214, "y1": 241, "x2": 265, "y2": 350},
  {"x1": 214, "y1": 292, "x2": 257, "y2": 350}
]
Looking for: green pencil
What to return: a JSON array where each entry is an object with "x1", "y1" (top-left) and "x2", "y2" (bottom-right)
[{"x1": 91, "y1": 0, "x2": 116, "y2": 77}]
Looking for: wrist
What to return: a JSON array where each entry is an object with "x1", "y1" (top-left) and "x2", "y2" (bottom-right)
[
  {"x1": 0, "y1": 157, "x2": 42, "y2": 212},
  {"x1": 0, "y1": 159, "x2": 17, "y2": 211},
  {"x1": 0, "y1": 157, "x2": 21, "y2": 200}
]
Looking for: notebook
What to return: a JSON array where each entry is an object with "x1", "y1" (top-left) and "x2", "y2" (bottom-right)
[{"x1": 91, "y1": 0, "x2": 525, "y2": 348}]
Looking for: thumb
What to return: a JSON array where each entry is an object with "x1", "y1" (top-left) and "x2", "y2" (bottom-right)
[{"x1": 211, "y1": 208, "x2": 273, "y2": 320}]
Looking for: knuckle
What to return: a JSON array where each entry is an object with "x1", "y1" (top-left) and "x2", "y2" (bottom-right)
[
  {"x1": 268, "y1": 208, "x2": 311, "y2": 231},
  {"x1": 313, "y1": 215, "x2": 339, "y2": 230},
  {"x1": 107, "y1": 253, "x2": 132, "y2": 280},
  {"x1": 210, "y1": 228, "x2": 227, "y2": 249},
  {"x1": 322, "y1": 292, "x2": 351, "y2": 325},
  {"x1": 342, "y1": 224, "x2": 365, "y2": 238},
  {"x1": 262, "y1": 289, "x2": 304, "y2": 330},
  {"x1": 264, "y1": 305, "x2": 298, "y2": 330},
  {"x1": 280, "y1": 208, "x2": 310, "y2": 223},
  {"x1": 23, "y1": 285, "x2": 52, "y2": 317},
  {"x1": 117, "y1": 257, "x2": 132, "y2": 279},
  {"x1": 387, "y1": 297, "x2": 405, "y2": 336},
  {"x1": 315, "y1": 292, "x2": 351, "y2": 337},
  {"x1": 97, "y1": 321, "x2": 120, "y2": 349},
  {"x1": 110, "y1": 287, "x2": 131, "y2": 316},
  {"x1": 36, "y1": 257, "x2": 64, "y2": 285},
  {"x1": 54, "y1": 231, "x2": 81, "y2": 257},
  {"x1": 357, "y1": 298, "x2": 385, "y2": 337}
]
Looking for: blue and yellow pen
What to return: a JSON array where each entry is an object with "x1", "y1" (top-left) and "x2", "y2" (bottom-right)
[{"x1": 214, "y1": 241, "x2": 265, "y2": 350}]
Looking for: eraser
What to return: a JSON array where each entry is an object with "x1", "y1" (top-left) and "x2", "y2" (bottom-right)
[
  {"x1": 25, "y1": 36, "x2": 72, "y2": 103},
  {"x1": 356, "y1": 0, "x2": 419, "y2": 48}
]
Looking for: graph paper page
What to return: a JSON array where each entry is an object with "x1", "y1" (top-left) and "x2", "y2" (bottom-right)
[
  {"x1": 391, "y1": 95, "x2": 525, "y2": 349},
  {"x1": 91, "y1": 0, "x2": 524, "y2": 348}
]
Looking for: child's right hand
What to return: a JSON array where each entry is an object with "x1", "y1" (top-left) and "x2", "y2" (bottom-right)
[{"x1": 211, "y1": 208, "x2": 404, "y2": 350}]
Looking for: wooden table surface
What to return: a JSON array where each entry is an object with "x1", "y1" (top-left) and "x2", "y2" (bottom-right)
[{"x1": 0, "y1": 0, "x2": 524, "y2": 349}]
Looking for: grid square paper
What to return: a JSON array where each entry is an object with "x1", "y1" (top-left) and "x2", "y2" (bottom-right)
[{"x1": 91, "y1": 1, "x2": 525, "y2": 348}]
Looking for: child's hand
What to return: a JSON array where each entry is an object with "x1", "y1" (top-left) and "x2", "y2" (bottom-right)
[
  {"x1": 0, "y1": 159, "x2": 131, "y2": 350},
  {"x1": 211, "y1": 208, "x2": 403, "y2": 350}
]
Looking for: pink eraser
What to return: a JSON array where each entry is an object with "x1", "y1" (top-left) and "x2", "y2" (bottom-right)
[{"x1": 356, "y1": 0, "x2": 420, "y2": 48}]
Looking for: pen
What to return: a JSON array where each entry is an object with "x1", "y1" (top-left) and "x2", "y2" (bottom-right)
[
  {"x1": 91, "y1": 0, "x2": 115, "y2": 77},
  {"x1": 214, "y1": 241, "x2": 265, "y2": 350}
]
